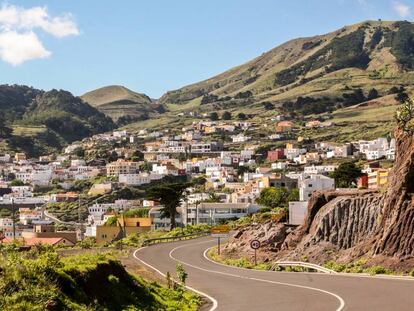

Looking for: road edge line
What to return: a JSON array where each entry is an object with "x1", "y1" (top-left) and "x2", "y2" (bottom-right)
[
  {"x1": 169, "y1": 242, "x2": 345, "y2": 311},
  {"x1": 203, "y1": 246, "x2": 414, "y2": 282},
  {"x1": 133, "y1": 247, "x2": 218, "y2": 311}
]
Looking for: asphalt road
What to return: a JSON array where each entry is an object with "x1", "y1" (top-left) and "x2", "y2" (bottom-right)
[{"x1": 134, "y1": 237, "x2": 414, "y2": 311}]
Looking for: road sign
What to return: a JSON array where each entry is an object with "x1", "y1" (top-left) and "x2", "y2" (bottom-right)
[
  {"x1": 250, "y1": 239, "x2": 261, "y2": 249},
  {"x1": 211, "y1": 225, "x2": 230, "y2": 238},
  {"x1": 250, "y1": 239, "x2": 261, "y2": 266},
  {"x1": 211, "y1": 225, "x2": 230, "y2": 255}
]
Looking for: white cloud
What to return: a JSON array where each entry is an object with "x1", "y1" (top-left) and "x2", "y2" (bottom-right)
[
  {"x1": 0, "y1": 31, "x2": 51, "y2": 65},
  {"x1": 393, "y1": 1, "x2": 411, "y2": 18},
  {"x1": 0, "y1": 4, "x2": 79, "y2": 65}
]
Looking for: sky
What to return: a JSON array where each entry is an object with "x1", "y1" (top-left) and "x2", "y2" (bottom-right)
[{"x1": 0, "y1": 0, "x2": 412, "y2": 98}]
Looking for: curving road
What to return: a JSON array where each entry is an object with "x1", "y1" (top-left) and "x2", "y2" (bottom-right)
[{"x1": 134, "y1": 237, "x2": 414, "y2": 311}]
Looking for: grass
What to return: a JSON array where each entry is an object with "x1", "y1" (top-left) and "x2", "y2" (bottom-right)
[
  {"x1": 300, "y1": 103, "x2": 398, "y2": 142},
  {"x1": 323, "y1": 259, "x2": 394, "y2": 275},
  {"x1": 0, "y1": 243, "x2": 201, "y2": 311},
  {"x1": 207, "y1": 247, "x2": 271, "y2": 270},
  {"x1": 11, "y1": 125, "x2": 47, "y2": 137},
  {"x1": 331, "y1": 104, "x2": 397, "y2": 123}
]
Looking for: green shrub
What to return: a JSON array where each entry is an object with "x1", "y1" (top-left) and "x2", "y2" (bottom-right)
[
  {"x1": 367, "y1": 265, "x2": 390, "y2": 275},
  {"x1": 0, "y1": 248, "x2": 200, "y2": 310}
]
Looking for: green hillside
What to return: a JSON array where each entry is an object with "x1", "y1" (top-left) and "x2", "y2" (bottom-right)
[
  {"x1": 159, "y1": 21, "x2": 414, "y2": 113},
  {"x1": 81, "y1": 85, "x2": 165, "y2": 126},
  {"x1": 0, "y1": 86, "x2": 115, "y2": 157}
]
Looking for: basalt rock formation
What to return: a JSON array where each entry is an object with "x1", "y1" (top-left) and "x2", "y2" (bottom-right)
[
  {"x1": 372, "y1": 128, "x2": 414, "y2": 258},
  {"x1": 224, "y1": 127, "x2": 414, "y2": 269}
]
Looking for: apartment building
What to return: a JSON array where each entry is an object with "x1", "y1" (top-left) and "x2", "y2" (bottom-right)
[{"x1": 106, "y1": 159, "x2": 140, "y2": 177}]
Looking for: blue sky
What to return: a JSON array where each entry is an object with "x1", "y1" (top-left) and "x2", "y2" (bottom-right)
[{"x1": 0, "y1": 0, "x2": 412, "y2": 98}]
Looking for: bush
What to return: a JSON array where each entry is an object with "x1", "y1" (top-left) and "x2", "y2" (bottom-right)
[{"x1": 367, "y1": 265, "x2": 389, "y2": 275}]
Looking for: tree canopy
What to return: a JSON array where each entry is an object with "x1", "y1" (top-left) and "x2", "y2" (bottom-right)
[
  {"x1": 222, "y1": 111, "x2": 232, "y2": 120},
  {"x1": 330, "y1": 162, "x2": 362, "y2": 188},
  {"x1": 209, "y1": 112, "x2": 219, "y2": 121},
  {"x1": 257, "y1": 187, "x2": 298, "y2": 210},
  {"x1": 145, "y1": 183, "x2": 190, "y2": 229}
]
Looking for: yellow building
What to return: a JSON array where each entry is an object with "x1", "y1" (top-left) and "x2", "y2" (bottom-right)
[
  {"x1": 144, "y1": 152, "x2": 157, "y2": 161},
  {"x1": 106, "y1": 159, "x2": 140, "y2": 177},
  {"x1": 368, "y1": 169, "x2": 389, "y2": 189},
  {"x1": 14, "y1": 153, "x2": 27, "y2": 162},
  {"x1": 204, "y1": 126, "x2": 217, "y2": 134},
  {"x1": 286, "y1": 143, "x2": 295, "y2": 150},
  {"x1": 96, "y1": 217, "x2": 151, "y2": 244}
]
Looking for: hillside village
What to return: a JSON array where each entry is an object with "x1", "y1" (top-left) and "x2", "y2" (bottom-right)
[
  {"x1": 0, "y1": 114, "x2": 396, "y2": 246},
  {"x1": 2, "y1": 1, "x2": 414, "y2": 309}
]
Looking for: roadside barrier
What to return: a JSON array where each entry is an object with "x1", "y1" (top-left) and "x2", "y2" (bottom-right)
[
  {"x1": 143, "y1": 231, "x2": 210, "y2": 246},
  {"x1": 272, "y1": 261, "x2": 337, "y2": 274}
]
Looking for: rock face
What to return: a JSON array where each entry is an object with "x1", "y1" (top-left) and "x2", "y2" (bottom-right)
[
  {"x1": 373, "y1": 129, "x2": 414, "y2": 258},
  {"x1": 223, "y1": 222, "x2": 287, "y2": 262},
  {"x1": 288, "y1": 191, "x2": 383, "y2": 250},
  {"x1": 225, "y1": 127, "x2": 414, "y2": 268}
]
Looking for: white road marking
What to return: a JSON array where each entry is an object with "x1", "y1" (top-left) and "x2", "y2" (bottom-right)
[
  {"x1": 168, "y1": 240, "x2": 346, "y2": 311},
  {"x1": 202, "y1": 243, "x2": 414, "y2": 283},
  {"x1": 134, "y1": 238, "x2": 413, "y2": 311},
  {"x1": 133, "y1": 247, "x2": 218, "y2": 311}
]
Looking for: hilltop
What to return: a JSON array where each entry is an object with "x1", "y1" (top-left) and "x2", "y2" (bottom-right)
[{"x1": 82, "y1": 85, "x2": 165, "y2": 126}]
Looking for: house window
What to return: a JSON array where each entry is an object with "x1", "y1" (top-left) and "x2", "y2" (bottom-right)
[
  {"x1": 101, "y1": 234, "x2": 107, "y2": 238},
  {"x1": 136, "y1": 222, "x2": 140, "y2": 227},
  {"x1": 308, "y1": 184, "x2": 312, "y2": 187}
]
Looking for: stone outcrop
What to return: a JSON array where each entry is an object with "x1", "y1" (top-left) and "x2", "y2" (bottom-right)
[
  {"x1": 222, "y1": 222, "x2": 287, "y2": 262},
  {"x1": 288, "y1": 191, "x2": 383, "y2": 250},
  {"x1": 372, "y1": 129, "x2": 414, "y2": 258},
  {"x1": 224, "y1": 127, "x2": 414, "y2": 269}
]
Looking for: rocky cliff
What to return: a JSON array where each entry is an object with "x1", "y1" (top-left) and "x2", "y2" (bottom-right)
[
  {"x1": 372, "y1": 128, "x2": 414, "y2": 258},
  {"x1": 224, "y1": 128, "x2": 414, "y2": 270}
]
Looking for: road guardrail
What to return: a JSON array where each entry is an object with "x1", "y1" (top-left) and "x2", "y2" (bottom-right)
[
  {"x1": 143, "y1": 231, "x2": 210, "y2": 246},
  {"x1": 273, "y1": 261, "x2": 338, "y2": 274}
]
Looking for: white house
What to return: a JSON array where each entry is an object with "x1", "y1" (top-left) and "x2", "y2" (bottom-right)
[
  {"x1": 304, "y1": 165, "x2": 337, "y2": 175},
  {"x1": 271, "y1": 162, "x2": 287, "y2": 170},
  {"x1": 298, "y1": 174, "x2": 335, "y2": 201},
  {"x1": 288, "y1": 201, "x2": 308, "y2": 225},
  {"x1": 119, "y1": 174, "x2": 150, "y2": 186},
  {"x1": 231, "y1": 134, "x2": 251, "y2": 143},
  {"x1": 285, "y1": 148, "x2": 306, "y2": 160}
]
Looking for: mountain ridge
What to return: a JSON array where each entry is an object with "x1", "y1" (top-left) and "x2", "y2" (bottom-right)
[{"x1": 158, "y1": 20, "x2": 414, "y2": 111}]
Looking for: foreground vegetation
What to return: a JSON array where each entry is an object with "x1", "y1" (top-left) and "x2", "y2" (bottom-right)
[{"x1": 0, "y1": 243, "x2": 200, "y2": 311}]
